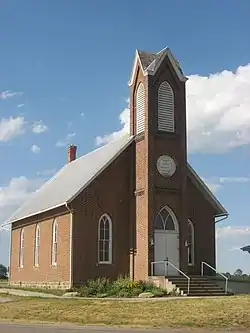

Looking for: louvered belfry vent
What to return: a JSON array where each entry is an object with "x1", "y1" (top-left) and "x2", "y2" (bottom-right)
[
  {"x1": 158, "y1": 81, "x2": 175, "y2": 132},
  {"x1": 136, "y1": 82, "x2": 145, "y2": 134}
]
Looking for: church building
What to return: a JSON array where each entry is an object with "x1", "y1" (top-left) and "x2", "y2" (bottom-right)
[{"x1": 6, "y1": 47, "x2": 228, "y2": 290}]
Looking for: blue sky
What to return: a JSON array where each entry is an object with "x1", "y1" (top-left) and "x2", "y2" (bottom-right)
[{"x1": 0, "y1": 0, "x2": 250, "y2": 274}]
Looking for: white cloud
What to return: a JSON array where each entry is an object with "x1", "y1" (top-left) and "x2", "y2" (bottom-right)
[
  {"x1": 219, "y1": 177, "x2": 250, "y2": 183},
  {"x1": 216, "y1": 225, "x2": 250, "y2": 274},
  {"x1": 17, "y1": 104, "x2": 24, "y2": 108},
  {"x1": 0, "y1": 176, "x2": 44, "y2": 265},
  {"x1": 0, "y1": 90, "x2": 23, "y2": 100},
  {"x1": 95, "y1": 106, "x2": 129, "y2": 146},
  {"x1": 0, "y1": 116, "x2": 26, "y2": 141},
  {"x1": 30, "y1": 144, "x2": 40, "y2": 154},
  {"x1": 216, "y1": 226, "x2": 250, "y2": 239},
  {"x1": 36, "y1": 168, "x2": 57, "y2": 176},
  {"x1": 80, "y1": 112, "x2": 85, "y2": 117},
  {"x1": 95, "y1": 63, "x2": 250, "y2": 153},
  {"x1": 202, "y1": 176, "x2": 250, "y2": 194},
  {"x1": 56, "y1": 132, "x2": 76, "y2": 147},
  {"x1": 0, "y1": 177, "x2": 41, "y2": 210},
  {"x1": 32, "y1": 121, "x2": 48, "y2": 134}
]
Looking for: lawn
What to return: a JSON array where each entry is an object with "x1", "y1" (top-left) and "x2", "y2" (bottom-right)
[{"x1": 0, "y1": 295, "x2": 250, "y2": 329}]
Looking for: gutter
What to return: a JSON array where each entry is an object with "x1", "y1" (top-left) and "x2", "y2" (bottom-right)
[
  {"x1": 214, "y1": 213, "x2": 229, "y2": 224},
  {"x1": 65, "y1": 202, "x2": 73, "y2": 288}
]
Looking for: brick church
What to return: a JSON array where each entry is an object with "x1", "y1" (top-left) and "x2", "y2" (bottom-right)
[{"x1": 7, "y1": 47, "x2": 228, "y2": 289}]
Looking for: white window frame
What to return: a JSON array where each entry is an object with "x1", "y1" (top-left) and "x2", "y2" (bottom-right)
[
  {"x1": 34, "y1": 224, "x2": 40, "y2": 267},
  {"x1": 19, "y1": 228, "x2": 24, "y2": 268},
  {"x1": 188, "y1": 219, "x2": 195, "y2": 266},
  {"x1": 51, "y1": 218, "x2": 58, "y2": 266},
  {"x1": 98, "y1": 213, "x2": 112, "y2": 264}
]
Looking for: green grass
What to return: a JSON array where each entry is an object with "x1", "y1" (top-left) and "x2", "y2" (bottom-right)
[{"x1": 0, "y1": 295, "x2": 250, "y2": 329}]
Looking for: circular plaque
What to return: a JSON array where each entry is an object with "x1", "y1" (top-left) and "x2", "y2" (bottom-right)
[{"x1": 157, "y1": 155, "x2": 176, "y2": 178}]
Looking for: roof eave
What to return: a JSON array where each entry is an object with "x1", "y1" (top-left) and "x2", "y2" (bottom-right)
[
  {"x1": 187, "y1": 163, "x2": 228, "y2": 216},
  {"x1": 128, "y1": 47, "x2": 188, "y2": 87},
  {"x1": 241, "y1": 245, "x2": 250, "y2": 252},
  {"x1": 2, "y1": 202, "x2": 66, "y2": 227},
  {"x1": 128, "y1": 50, "x2": 147, "y2": 87},
  {"x1": 68, "y1": 136, "x2": 135, "y2": 204}
]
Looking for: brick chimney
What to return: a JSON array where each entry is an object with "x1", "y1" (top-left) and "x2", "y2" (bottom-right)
[{"x1": 68, "y1": 144, "x2": 77, "y2": 163}]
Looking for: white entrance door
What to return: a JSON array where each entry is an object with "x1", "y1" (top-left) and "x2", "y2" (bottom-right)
[{"x1": 154, "y1": 230, "x2": 179, "y2": 276}]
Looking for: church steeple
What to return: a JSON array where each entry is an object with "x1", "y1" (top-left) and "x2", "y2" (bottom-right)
[{"x1": 129, "y1": 47, "x2": 189, "y2": 280}]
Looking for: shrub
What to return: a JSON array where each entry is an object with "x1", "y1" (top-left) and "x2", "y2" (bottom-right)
[{"x1": 75, "y1": 276, "x2": 179, "y2": 298}]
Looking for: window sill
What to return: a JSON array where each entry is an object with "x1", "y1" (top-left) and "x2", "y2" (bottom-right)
[{"x1": 98, "y1": 262, "x2": 112, "y2": 265}]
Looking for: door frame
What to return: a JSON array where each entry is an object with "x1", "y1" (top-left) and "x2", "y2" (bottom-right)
[{"x1": 152, "y1": 205, "x2": 180, "y2": 276}]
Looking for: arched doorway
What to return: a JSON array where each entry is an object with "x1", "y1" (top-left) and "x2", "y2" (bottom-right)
[{"x1": 153, "y1": 206, "x2": 179, "y2": 276}]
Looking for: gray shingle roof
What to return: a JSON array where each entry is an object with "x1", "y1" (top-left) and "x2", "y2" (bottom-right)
[
  {"x1": 7, "y1": 135, "x2": 133, "y2": 224},
  {"x1": 5, "y1": 132, "x2": 227, "y2": 225},
  {"x1": 129, "y1": 47, "x2": 187, "y2": 87},
  {"x1": 241, "y1": 245, "x2": 250, "y2": 253},
  {"x1": 137, "y1": 50, "x2": 157, "y2": 70}
]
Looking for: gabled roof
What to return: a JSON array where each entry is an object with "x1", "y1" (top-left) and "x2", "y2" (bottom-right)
[
  {"x1": 241, "y1": 245, "x2": 250, "y2": 253},
  {"x1": 128, "y1": 47, "x2": 187, "y2": 86},
  {"x1": 5, "y1": 135, "x2": 134, "y2": 225},
  {"x1": 4, "y1": 134, "x2": 227, "y2": 226},
  {"x1": 187, "y1": 164, "x2": 228, "y2": 216}
]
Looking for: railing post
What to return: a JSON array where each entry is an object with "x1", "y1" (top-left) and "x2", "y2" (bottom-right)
[
  {"x1": 187, "y1": 278, "x2": 190, "y2": 295},
  {"x1": 225, "y1": 279, "x2": 228, "y2": 294},
  {"x1": 151, "y1": 262, "x2": 153, "y2": 276},
  {"x1": 201, "y1": 262, "x2": 204, "y2": 276},
  {"x1": 164, "y1": 261, "x2": 167, "y2": 277}
]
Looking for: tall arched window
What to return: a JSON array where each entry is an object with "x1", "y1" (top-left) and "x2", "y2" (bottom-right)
[
  {"x1": 19, "y1": 228, "x2": 24, "y2": 268},
  {"x1": 98, "y1": 213, "x2": 112, "y2": 264},
  {"x1": 188, "y1": 219, "x2": 195, "y2": 266},
  {"x1": 52, "y1": 218, "x2": 58, "y2": 266},
  {"x1": 136, "y1": 82, "x2": 145, "y2": 134},
  {"x1": 34, "y1": 224, "x2": 40, "y2": 267},
  {"x1": 158, "y1": 81, "x2": 175, "y2": 132},
  {"x1": 154, "y1": 206, "x2": 178, "y2": 232}
]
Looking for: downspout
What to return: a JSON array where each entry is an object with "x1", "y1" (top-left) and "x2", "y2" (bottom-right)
[
  {"x1": 213, "y1": 212, "x2": 229, "y2": 274},
  {"x1": 65, "y1": 202, "x2": 73, "y2": 288}
]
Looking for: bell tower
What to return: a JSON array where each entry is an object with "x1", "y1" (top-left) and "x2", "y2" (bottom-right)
[{"x1": 129, "y1": 47, "x2": 189, "y2": 280}]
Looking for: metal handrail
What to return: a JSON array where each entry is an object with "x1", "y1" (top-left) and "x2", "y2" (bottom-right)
[
  {"x1": 151, "y1": 260, "x2": 190, "y2": 295},
  {"x1": 201, "y1": 261, "x2": 228, "y2": 294}
]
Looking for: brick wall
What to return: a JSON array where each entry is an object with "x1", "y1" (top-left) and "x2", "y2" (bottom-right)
[
  {"x1": 187, "y1": 177, "x2": 216, "y2": 275},
  {"x1": 71, "y1": 145, "x2": 132, "y2": 285},
  {"x1": 10, "y1": 212, "x2": 71, "y2": 289}
]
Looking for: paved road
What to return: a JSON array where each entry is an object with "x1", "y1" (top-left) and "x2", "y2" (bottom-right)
[
  {"x1": 0, "y1": 297, "x2": 12, "y2": 303},
  {"x1": 0, "y1": 323, "x2": 248, "y2": 333}
]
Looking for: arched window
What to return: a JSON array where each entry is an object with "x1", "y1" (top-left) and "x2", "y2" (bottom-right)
[
  {"x1": 19, "y1": 228, "x2": 24, "y2": 268},
  {"x1": 98, "y1": 213, "x2": 112, "y2": 264},
  {"x1": 52, "y1": 218, "x2": 58, "y2": 266},
  {"x1": 136, "y1": 82, "x2": 145, "y2": 134},
  {"x1": 34, "y1": 224, "x2": 40, "y2": 267},
  {"x1": 188, "y1": 220, "x2": 195, "y2": 266},
  {"x1": 158, "y1": 81, "x2": 175, "y2": 132},
  {"x1": 154, "y1": 206, "x2": 178, "y2": 232}
]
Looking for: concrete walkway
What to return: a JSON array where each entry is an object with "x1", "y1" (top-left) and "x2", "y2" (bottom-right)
[
  {"x1": 0, "y1": 288, "x2": 60, "y2": 298},
  {"x1": 0, "y1": 323, "x2": 248, "y2": 333},
  {"x1": 0, "y1": 288, "x2": 228, "y2": 300}
]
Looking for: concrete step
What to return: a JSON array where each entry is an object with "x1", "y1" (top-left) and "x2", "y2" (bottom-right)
[
  {"x1": 174, "y1": 285, "x2": 223, "y2": 290},
  {"x1": 187, "y1": 292, "x2": 228, "y2": 297},
  {"x1": 166, "y1": 275, "x2": 227, "y2": 296}
]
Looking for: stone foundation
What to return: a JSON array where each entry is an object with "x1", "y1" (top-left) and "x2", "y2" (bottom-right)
[{"x1": 10, "y1": 281, "x2": 71, "y2": 290}]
